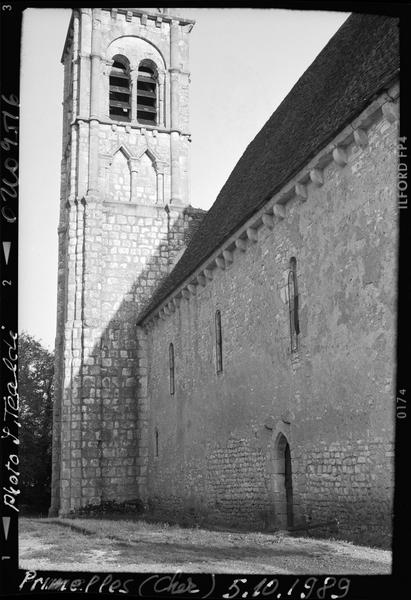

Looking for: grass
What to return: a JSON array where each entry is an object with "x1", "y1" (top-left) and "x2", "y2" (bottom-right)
[{"x1": 19, "y1": 515, "x2": 392, "y2": 574}]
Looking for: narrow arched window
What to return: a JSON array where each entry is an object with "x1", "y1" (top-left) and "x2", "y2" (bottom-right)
[
  {"x1": 215, "y1": 310, "x2": 223, "y2": 373},
  {"x1": 109, "y1": 56, "x2": 131, "y2": 122},
  {"x1": 137, "y1": 60, "x2": 157, "y2": 125},
  {"x1": 155, "y1": 428, "x2": 159, "y2": 457},
  {"x1": 169, "y1": 343, "x2": 175, "y2": 395},
  {"x1": 288, "y1": 257, "x2": 300, "y2": 352}
]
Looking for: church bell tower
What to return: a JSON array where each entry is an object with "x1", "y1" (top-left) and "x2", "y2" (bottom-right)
[{"x1": 50, "y1": 8, "x2": 195, "y2": 516}]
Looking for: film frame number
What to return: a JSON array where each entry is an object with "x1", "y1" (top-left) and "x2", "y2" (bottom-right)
[{"x1": 396, "y1": 389, "x2": 407, "y2": 419}]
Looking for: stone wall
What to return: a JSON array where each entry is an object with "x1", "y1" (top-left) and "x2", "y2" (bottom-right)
[
  {"x1": 297, "y1": 438, "x2": 394, "y2": 544},
  {"x1": 53, "y1": 195, "x2": 206, "y2": 513},
  {"x1": 143, "y1": 107, "x2": 397, "y2": 545}
]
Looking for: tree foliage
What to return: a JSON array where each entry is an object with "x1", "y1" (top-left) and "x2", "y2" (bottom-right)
[{"x1": 18, "y1": 332, "x2": 54, "y2": 513}]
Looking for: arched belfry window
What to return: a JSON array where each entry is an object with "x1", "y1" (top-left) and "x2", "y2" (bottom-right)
[
  {"x1": 137, "y1": 60, "x2": 158, "y2": 125},
  {"x1": 169, "y1": 343, "x2": 175, "y2": 395},
  {"x1": 109, "y1": 56, "x2": 131, "y2": 122},
  {"x1": 215, "y1": 310, "x2": 223, "y2": 373},
  {"x1": 288, "y1": 257, "x2": 300, "y2": 352}
]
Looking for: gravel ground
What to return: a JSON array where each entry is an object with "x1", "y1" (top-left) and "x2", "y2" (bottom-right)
[{"x1": 19, "y1": 517, "x2": 391, "y2": 574}]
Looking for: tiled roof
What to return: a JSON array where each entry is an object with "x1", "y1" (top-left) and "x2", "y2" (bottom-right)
[{"x1": 137, "y1": 12, "x2": 399, "y2": 323}]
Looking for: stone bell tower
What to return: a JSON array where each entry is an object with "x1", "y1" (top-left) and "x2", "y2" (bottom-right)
[{"x1": 50, "y1": 8, "x2": 197, "y2": 516}]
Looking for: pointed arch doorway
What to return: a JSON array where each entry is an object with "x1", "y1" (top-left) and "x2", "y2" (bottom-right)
[{"x1": 273, "y1": 433, "x2": 294, "y2": 529}]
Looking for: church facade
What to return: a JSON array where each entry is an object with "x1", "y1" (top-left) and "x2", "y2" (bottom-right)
[{"x1": 50, "y1": 8, "x2": 399, "y2": 546}]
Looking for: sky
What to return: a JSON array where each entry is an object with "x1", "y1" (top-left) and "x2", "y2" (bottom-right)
[{"x1": 19, "y1": 7, "x2": 349, "y2": 350}]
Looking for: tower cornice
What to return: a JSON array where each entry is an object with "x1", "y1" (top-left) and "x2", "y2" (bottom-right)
[
  {"x1": 61, "y1": 8, "x2": 195, "y2": 65},
  {"x1": 101, "y1": 8, "x2": 195, "y2": 27}
]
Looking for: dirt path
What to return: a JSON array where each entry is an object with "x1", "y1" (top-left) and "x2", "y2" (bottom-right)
[{"x1": 19, "y1": 517, "x2": 391, "y2": 574}]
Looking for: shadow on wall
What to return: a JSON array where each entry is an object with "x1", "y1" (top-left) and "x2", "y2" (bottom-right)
[{"x1": 50, "y1": 204, "x2": 205, "y2": 517}]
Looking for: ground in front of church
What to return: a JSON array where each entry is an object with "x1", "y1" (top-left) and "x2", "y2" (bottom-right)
[{"x1": 19, "y1": 517, "x2": 391, "y2": 574}]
